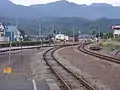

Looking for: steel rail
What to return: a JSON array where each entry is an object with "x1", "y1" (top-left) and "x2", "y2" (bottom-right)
[
  {"x1": 43, "y1": 47, "x2": 72, "y2": 90},
  {"x1": 78, "y1": 43, "x2": 120, "y2": 64},
  {"x1": 43, "y1": 45, "x2": 96, "y2": 90}
]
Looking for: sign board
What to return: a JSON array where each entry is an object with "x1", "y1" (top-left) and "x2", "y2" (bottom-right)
[{"x1": 3, "y1": 67, "x2": 12, "y2": 74}]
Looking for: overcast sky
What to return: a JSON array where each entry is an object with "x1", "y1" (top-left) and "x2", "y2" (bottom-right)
[{"x1": 10, "y1": 0, "x2": 120, "y2": 6}]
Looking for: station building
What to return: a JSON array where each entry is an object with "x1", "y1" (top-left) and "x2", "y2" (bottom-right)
[
  {"x1": 55, "y1": 34, "x2": 69, "y2": 41},
  {"x1": 0, "y1": 22, "x2": 5, "y2": 42},
  {"x1": 78, "y1": 34, "x2": 94, "y2": 42},
  {"x1": 5, "y1": 25, "x2": 21, "y2": 41},
  {"x1": 112, "y1": 25, "x2": 120, "y2": 37}
]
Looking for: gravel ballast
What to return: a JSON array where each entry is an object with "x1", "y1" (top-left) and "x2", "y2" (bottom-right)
[
  {"x1": 30, "y1": 47, "x2": 60, "y2": 90},
  {"x1": 55, "y1": 45, "x2": 120, "y2": 90}
]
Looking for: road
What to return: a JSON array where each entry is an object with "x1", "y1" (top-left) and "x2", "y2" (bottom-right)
[{"x1": 0, "y1": 48, "x2": 50, "y2": 90}]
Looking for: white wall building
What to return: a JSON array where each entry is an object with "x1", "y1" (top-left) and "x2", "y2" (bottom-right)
[
  {"x1": 14, "y1": 29, "x2": 21, "y2": 41},
  {"x1": 0, "y1": 22, "x2": 5, "y2": 42},
  {"x1": 112, "y1": 26, "x2": 120, "y2": 37},
  {"x1": 5, "y1": 25, "x2": 21, "y2": 41},
  {"x1": 55, "y1": 34, "x2": 69, "y2": 41}
]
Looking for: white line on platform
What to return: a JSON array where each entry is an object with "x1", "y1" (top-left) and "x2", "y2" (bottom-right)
[{"x1": 32, "y1": 79, "x2": 37, "y2": 90}]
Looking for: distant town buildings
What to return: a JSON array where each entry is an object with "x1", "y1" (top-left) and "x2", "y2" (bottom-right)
[
  {"x1": 55, "y1": 34, "x2": 69, "y2": 41},
  {"x1": 0, "y1": 22, "x2": 22, "y2": 42},
  {"x1": 78, "y1": 34, "x2": 94, "y2": 40},
  {"x1": 5, "y1": 25, "x2": 21, "y2": 41},
  {"x1": 112, "y1": 25, "x2": 120, "y2": 37},
  {"x1": 0, "y1": 22, "x2": 5, "y2": 42}
]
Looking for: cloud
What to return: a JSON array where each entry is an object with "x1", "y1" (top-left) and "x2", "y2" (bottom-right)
[
  {"x1": 10, "y1": 0, "x2": 120, "y2": 6},
  {"x1": 11, "y1": 0, "x2": 58, "y2": 5},
  {"x1": 69, "y1": 0, "x2": 120, "y2": 6}
]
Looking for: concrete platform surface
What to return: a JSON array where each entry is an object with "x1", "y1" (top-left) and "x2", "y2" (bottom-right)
[{"x1": 0, "y1": 74, "x2": 50, "y2": 90}]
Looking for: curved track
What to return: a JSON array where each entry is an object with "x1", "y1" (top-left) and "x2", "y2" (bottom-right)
[
  {"x1": 43, "y1": 45, "x2": 96, "y2": 90},
  {"x1": 78, "y1": 43, "x2": 120, "y2": 64}
]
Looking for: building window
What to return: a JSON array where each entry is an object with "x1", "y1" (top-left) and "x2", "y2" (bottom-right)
[
  {"x1": 1, "y1": 33, "x2": 4, "y2": 37},
  {"x1": 114, "y1": 34, "x2": 120, "y2": 37},
  {"x1": 115, "y1": 34, "x2": 118, "y2": 36}
]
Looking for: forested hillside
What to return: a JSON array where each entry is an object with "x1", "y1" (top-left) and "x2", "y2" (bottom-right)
[
  {"x1": 1, "y1": 17, "x2": 120, "y2": 36},
  {"x1": 1, "y1": 0, "x2": 120, "y2": 19}
]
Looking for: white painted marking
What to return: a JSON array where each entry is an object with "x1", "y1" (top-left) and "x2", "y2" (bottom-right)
[{"x1": 32, "y1": 79, "x2": 37, "y2": 90}]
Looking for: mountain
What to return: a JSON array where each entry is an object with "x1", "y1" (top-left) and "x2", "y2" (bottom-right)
[
  {"x1": 29, "y1": 1, "x2": 120, "y2": 19},
  {"x1": 1, "y1": 16, "x2": 120, "y2": 35},
  {"x1": 0, "y1": 0, "x2": 38, "y2": 18},
  {"x1": 30, "y1": 0, "x2": 81, "y2": 17},
  {"x1": 90, "y1": 3, "x2": 113, "y2": 7},
  {"x1": 1, "y1": 0, "x2": 120, "y2": 19},
  {"x1": 17, "y1": 17, "x2": 120, "y2": 35},
  {"x1": 0, "y1": 0, "x2": 13, "y2": 6}
]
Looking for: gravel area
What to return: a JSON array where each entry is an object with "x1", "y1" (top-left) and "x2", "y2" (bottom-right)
[
  {"x1": 86, "y1": 43, "x2": 120, "y2": 59},
  {"x1": 30, "y1": 47, "x2": 60, "y2": 90},
  {"x1": 55, "y1": 45, "x2": 120, "y2": 90}
]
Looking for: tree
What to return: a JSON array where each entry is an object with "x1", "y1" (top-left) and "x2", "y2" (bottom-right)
[
  {"x1": 103, "y1": 32, "x2": 113, "y2": 39},
  {"x1": 92, "y1": 30, "x2": 96, "y2": 35},
  {"x1": 100, "y1": 32, "x2": 104, "y2": 38},
  {"x1": 19, "y1": 29, "x2": 26, "y2": 37}
]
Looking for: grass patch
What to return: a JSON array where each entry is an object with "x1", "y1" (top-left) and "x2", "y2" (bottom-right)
[{"x1": 102, "y1": 40, "x2": 120, "y2": 49}]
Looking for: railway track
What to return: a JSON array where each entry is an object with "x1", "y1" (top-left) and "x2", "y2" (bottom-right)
[
  {"x1": 43, "y1": 45, "x2": 96, "y2": 90},
  {"x1": 78, "y1": 43, "x2": 120, "y2": 64},
  {"x1": 0, "y1": 46, "x2": 44, "y2": 53}
]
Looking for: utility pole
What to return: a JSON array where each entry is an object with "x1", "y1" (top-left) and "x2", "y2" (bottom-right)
[
  {"x1": 53, "y1": 24, "x2": 56, "y2": 43},
  {"x1": 8, "y1": 24, "x2": 13, "y2": 66},
  {"x1": 16, "y1": 17, "x2": 18, "y2": 45},
  {"x1": 39, "y1": 21, "x2": 42, "y2": 48},
  {"x1": 72, "y1": 28, "x2": 75, "y2": 44},
  {"x1": 64, "y1": 30, "x2": 66, "y2": 44},
  {"x1": 98, "y1": 26, "x2": 100, "y2": 40},
  {"x1": 78, "y1": 31, "x2": 81, "y2": 42},
  {"x1": 20, "y1": 35, "x2": 23, "y2": 61}
]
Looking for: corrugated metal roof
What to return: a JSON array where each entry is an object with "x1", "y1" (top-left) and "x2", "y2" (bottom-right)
[
  {"x1": 112, "y1": 26, "x2": 120, "y2": 30},
  {"x1": 79, "y1": 34, "x2": 93, "y2": 37},
  {"x1": 5, "y1": 26, "x2": 17, "y2": 32},
  {"x1": 78, "y1": 34, "x2": 94, "y2": 39}
]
